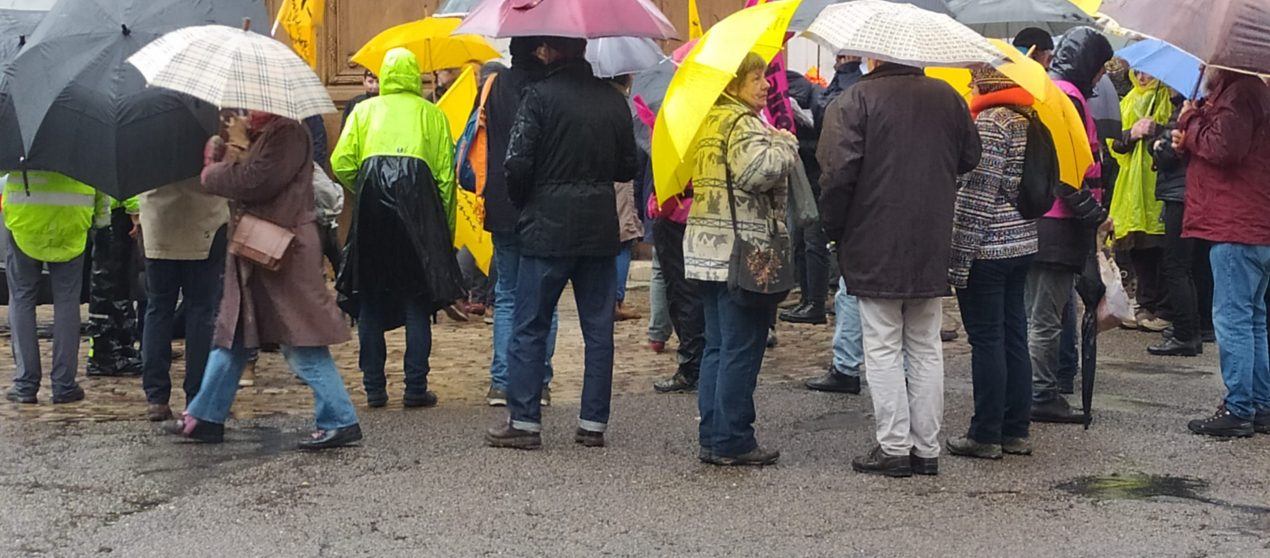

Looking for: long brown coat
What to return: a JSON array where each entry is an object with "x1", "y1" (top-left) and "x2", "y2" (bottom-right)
[{"x1": 202, "y1": 117, "x2": 350, "y2": 349}]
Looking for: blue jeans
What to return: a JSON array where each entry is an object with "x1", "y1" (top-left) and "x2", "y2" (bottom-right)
[
  {"x1": 489, "y1": 233, "x2": 556, "y2": 391},
  {"x1": 615, "y1": 241, "x2": 633, "y2": 303},
  {"x1": 508, "y1": 255, "x2": 615, "y2": 432},
  {"x1": 957, "y1": 256, "x2": 1033, "y2": 444},
  {"x1": 187, "y1": 341, "x2": 358, "y2": 431},
  {"x1": 831, "y1": 278, "x2": 863, "y2": 376},
  {"x1": 1209, "y1": 243, "x2": 1270, "y2": 420},
  {"x1": 647, "y1": 247, "x2": 673, "y2": 343},
  {"x1": 357, "y1": 292, "x2": 431, "y2": 396},
  {"x1": 142, "y1": 227, "x2": 226, "y2": 405},
  {"x1": 698, "y1": 281, "x2": 773, "y2": 457}
]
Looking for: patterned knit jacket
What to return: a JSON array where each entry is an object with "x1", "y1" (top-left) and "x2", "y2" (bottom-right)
[
  {"x1": 684, "y1": 98, "x2": 799, "y2": 282},
  {"x1": 949, "y1": 105, "x2": 1039, "y2": 288}
]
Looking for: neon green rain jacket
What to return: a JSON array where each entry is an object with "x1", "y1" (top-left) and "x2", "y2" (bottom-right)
[{"x1": 331, "y1": 48, "x2": 457, "y2": 231}]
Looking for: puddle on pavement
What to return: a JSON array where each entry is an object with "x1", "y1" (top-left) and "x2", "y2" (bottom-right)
[
  {"x1": 794, "y1": 410, "x2": 869, "y2": 433},
  {"x1": 1101, "y1": 359, "x2": 1212, "y2": 378},
  {"x1": 136, "y1": 426, "x2": 288, "y2": 478},
  {"x1": 1059, "y1": 473, "x2": 1270, "y2": 515}
]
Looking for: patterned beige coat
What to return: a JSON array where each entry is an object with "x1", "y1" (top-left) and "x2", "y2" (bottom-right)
[{"x1": 683, "y1": 98, "x2": 799, "y2": 282}]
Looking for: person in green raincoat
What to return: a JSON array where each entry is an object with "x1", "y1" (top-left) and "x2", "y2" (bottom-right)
[
  {"x1": 1109, "y1": 71, "x2": 1173, "y2": 331},
  {"x1": 330, "y1": 47, "x2": 465, "y2": 409}
]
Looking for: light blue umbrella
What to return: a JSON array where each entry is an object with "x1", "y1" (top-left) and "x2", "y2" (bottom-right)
[
  {"x1": 1117, "y1": 38, "x2": 1204, "y2": 99},
  {"x1": 586, "y1": 36, "x2": 664, "y2": 79}
]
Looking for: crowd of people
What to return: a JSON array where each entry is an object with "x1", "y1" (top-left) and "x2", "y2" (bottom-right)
[{"x1": 2, "y1": 26, "x2": 1268, "y2": 473}]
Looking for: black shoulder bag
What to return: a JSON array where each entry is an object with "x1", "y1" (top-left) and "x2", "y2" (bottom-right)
[{"x1": 721, "y1": 114, "x2": 796, "y2": 309}]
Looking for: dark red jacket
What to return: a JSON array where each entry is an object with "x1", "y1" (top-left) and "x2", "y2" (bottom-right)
[{"x1": 1181, "y1": 73, "x2": 1270, "y2": 246}]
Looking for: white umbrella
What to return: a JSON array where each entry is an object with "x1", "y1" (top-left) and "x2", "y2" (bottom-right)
[
  {"x1": 803, "y1": 0, "x2": 1003, "y2": 68},
  {"x1": 586, "y1": 37, "x2": 665, "y2": 78},
  {"x1": 127, "y1": 24, "x2": 334, "y2": 121}
]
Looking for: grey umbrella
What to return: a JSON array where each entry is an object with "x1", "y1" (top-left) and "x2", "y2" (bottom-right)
[
  {"x1": 945, "y1": 0, "x2": 1093, "y2": 38},
  {"x1": 790, "y1": 0, "x2": 954, "y2": 32},
  {"x1": 630, "y1": 58, "x2": 675, "y2": 156},
  {"x1": 0, "y1": 0, "x2": 55, "y2": 62},
  {"x1": 436, "y1": 0, "x2": 482, "y2": 18},
  {"x1": 1, "y1": 0, "x2": 267, "y2": 198}
]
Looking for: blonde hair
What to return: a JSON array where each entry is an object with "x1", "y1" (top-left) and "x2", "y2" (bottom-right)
[{"x1": 726, "y1": 52, "x2": 767, "y2": 93}]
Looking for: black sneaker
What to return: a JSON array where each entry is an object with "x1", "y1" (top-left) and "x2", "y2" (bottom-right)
[
  {"x1": 946, "y1": 436, "x2": 1002, "y2": 460},
  {"x1": 1056, "y1": 375, "x2": 1075, "y2": 395},
  {"x1": 804, "y1": 367, "x2": 861, "y2": 394},
  {"x1": 1031, "y1": 397, "x2": 1084, "y2": 424},
  {"x1": 654, "y1": 372, "x2": 697, "y2": 393},
  {"x1": 779, "y1": 303, "x2": 827, "y2": 325},
  {"x1": 1187, "y1": 406, "x2": 1254, "y2": 438},
  {"x1": 486, "y1": 424, "x2": 542, "y2": 450},
  {"x1": 574, "y1": 428, "x2": 605, "y2": 447},
  {"x1": 1148, "y1": 336, "x2": 1201, "y2": 357},
  {"x1": 365, "y1": 390, "x2": 388, "y2": 408},
  {"x1": 298, "y1": 424, "x2": 363, "y2": 450},
  {"x1": 5, "y1": 389, "x2": 37, "y2": 404},
  {"x1": 403, "y1": 391, "x2": 438, "y2": 408},
  {"x1": 1256, "y1": 409, "x2": 1270, "y2": 435},
  {"x1": 52, "y1": 385, "x2": 85, "y2": 404},
  {"x1": 910, "y1": 452, "x2": 939, "y2": 476},
  {"x1": 712, "y1": 447, "x2": 780, "y2": 467},
  {"x1": 851, "y1": 445, "x2": 912, "y2": 478}
]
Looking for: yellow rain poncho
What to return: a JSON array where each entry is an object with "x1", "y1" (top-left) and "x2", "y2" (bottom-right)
[{"x1": 1108, "y1": 74, "x2": 1173, "y2": 240}]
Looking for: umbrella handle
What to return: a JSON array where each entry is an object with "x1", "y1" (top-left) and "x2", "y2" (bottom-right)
[{"x1": 1190, "y1": 64, "x2": 1206, "y2": 100}]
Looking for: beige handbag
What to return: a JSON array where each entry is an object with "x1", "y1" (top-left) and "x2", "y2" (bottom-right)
[{"x1": 229, "y1": 213, "x2": 295, "y2": 272}]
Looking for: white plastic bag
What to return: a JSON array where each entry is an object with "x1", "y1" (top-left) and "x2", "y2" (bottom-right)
[{"x1": 1096, "y1": 249, "x2": 1133, "y2": 333}]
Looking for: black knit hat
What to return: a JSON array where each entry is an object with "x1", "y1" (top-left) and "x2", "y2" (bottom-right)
[{"x1": 1013, "y1": 27, "x2": 1055, "y2": 52}]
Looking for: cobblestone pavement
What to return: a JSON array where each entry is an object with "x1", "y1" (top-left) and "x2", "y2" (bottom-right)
[{"x1": 2, "y1": 286, "x2": 952, "y2": 422}]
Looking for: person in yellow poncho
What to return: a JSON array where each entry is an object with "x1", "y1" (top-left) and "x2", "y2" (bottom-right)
[{"x1": 1109, "y1": 71, "x2": 1173, "y2": 331}]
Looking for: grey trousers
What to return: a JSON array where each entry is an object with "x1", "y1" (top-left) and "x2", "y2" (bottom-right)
[
  {"x1": 5, "y1": 227, "x2": 85, "y2": 396},
  {"x1": 1026, "y1": 265, "x2": 1075, "y2": 403}
]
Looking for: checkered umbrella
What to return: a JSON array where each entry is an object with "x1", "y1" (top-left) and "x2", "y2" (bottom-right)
[
  {"x1": 128, "y1": 25, "x2": 335, "y2": 122},
  {"x1": 802, "y1": 0, "x2": 1003, "y2": 68}
]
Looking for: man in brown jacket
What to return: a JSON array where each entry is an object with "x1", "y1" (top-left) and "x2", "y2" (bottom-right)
[{"x1": 818, "y1": 60, "x2": 981, "y2": 478}]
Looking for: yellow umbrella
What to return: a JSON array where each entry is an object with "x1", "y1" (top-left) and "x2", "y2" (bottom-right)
[
  {"x1": 435, "y1": 65, "x2": 477, "y2": 141},
  {"x1": 350, "y1": 17, "x2": 500, "y2": 74},
  {"x1": 931, "y1": 39, "x2": 1093, "y2": 189},
  {"x1": 434, "y1": 65, "x2": 492, "y2": 274},
  {"x1": 651, "y1": 0, "x2": 801, "y2": 203},
  {"x1": 1070, "y1": 0, "x2": 1102, "y2": 17}
]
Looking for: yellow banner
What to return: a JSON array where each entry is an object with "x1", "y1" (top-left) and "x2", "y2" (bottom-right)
[
  {"x1": 454, "y1": 189, "x2": 492, "y2": 275},
  {"x1": 436, "y1": 66, "x2": 477, "y2": 142},
  {"x1": 277, "y1": 0, "x2": 325, "y2": 68},
  {"x1": 688, "y1": 0, "x2": 704, "y2": 40}
]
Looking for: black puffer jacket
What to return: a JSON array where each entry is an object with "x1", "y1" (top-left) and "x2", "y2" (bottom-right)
[
  {"x1": 1151, "y1": 95, "x2": 1188, "y2": 203},
  {"x1": 505, "y1": 58, "x2": 637, "y2": 258}
]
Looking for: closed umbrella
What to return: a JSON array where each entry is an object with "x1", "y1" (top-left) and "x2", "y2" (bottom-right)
[
  {"x1": 651, "y1": 0, "x2": 800, "y2": 202},
  {"x1": 350, "y1": 17, "x2": 500, "y2": 74},
  {"x1": 790, "y1": 0, "x2": 954, "y2": 31},
  {"x1": 1, "y1": 0, "x2": 265, "y2": 199},
  {"x1": 455, "y1": 0, "x2": 678, "y2": 39},
  {"x1": 1117, "y1": 38, "x2": 1204, "y2": 98},
  {"x1": 128, "y1": 24, "x2": 335, "y2": 122},
  {"x1": 803, "y1": 0, "x2": 1003, "y2": 67},
  {"x1": 945, "y1": 0, "x2": 1093, "y2": 37},
  {"x1": 586, "y1": 37, "x2": 664, "y2": 78},
  {"x1": 1101, "y1": 0, "x2": 1270, "y2": 77}
]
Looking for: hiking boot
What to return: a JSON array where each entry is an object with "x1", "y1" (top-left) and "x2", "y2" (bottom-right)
[
  {"x1": 946, "y1": 436, "x2": 1003, "y2": 460},
  {"x1": 614, "y1": 302, "x2": 641, "y2": 322},
  {"x1": 712, "y1": 447, "x2": 780, "y2": 467},
  {"x1": 485, "y1": 423, "x2": 542, "y2": 450},
  {"x1": 1255, "y1": 409, "x2": 1270, "y2": 435},
  {"x1": 5, "y1": 389, "x2": 37, "y2": 404},
  {"x1": 146, "y1": 403, "x2": 174, "y2": 422},
  {"x1": 1002, "y1": 437, "x2": 1034, "y2": 456},
  {"x1": 540, "y1": 386, "x2": 551, "y2": 407},
  {"x1": 1031, "y1": 397, "x2": 1084, "y2": 424},
  {"x1": 1187, "y1": 406, "x2": 1254, "y2": 438},
  {"x1": 804, "y1": 367, "x2": 861, "y2": 394},
  {"x1": 486, "y1": 386, "x2": 507, "y2": 407},
  {"x1": 574, "y1": 428, "x2": 605, "y2": 448},
  {"x1": 910, "y1": 452, "x2": 939, "y2": 476},
  {"x1": 52, "y1": 385, "x2": 85, "y2": 404},
  {"x1": 403, "y1": 391, "x2": 438, "y2": 408},
  {"x1": 654, "y1": 372, "x2": 697, "y2": 393},
  {"x1": 851, "y1": 445, "x2": 912, "y2": 478},
  {"x1": 1148, "y1": 336, "x2": 1200, "y2": 357},
  {"x1": 365, "y1": 390, "x2": 388, "y2": 408},
  {"x1": 779, "y1": 303, "x2": 827, "y2": 325}
]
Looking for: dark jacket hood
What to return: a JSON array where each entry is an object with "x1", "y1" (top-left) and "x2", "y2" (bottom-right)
[{"x1": 1049, "y1": 27, "x2": 1113, "y2": 96}]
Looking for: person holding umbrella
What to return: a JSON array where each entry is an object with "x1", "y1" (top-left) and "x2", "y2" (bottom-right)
[
  {"x1": 331, "y1": 47, "x2": 465, "y2": 409},
  {"x1": 1175, "y1": 68, "x2": 1270, "y2": 438},
  {"x1": 3, "y1": 171, "x2": 106, "y2": 405}
]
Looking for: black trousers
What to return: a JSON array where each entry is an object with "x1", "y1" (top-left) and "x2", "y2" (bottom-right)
[
  {"x1": 790, "y1": 216, "x2": 830, "y2": 312},
  {"x1": 1130, "y1": 247, "x2": 1167, "y2": 318},
  {"x1": 653, "y1": 218, "x2": 704, "y2": 381},
  {"x1": 1160, "y1": 201, "x2": 1214, "y2": 341},
  {"x1": 87, "y1": 208, "x2": 140, "y2": 366}
]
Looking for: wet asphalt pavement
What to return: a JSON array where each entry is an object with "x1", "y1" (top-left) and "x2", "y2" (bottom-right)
[{"x1": 2, "y1": 312, "x2": 1270, "y2": 556}]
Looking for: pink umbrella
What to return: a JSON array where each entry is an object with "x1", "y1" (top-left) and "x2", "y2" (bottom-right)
[{"x1": 454, "y1": 0, "x2": 679, "y2": 39}]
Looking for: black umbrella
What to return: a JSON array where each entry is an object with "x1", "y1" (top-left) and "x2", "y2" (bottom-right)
[
  {"x1": 1, "y1": 0, "x2": 267, "y2": 199},
  {"x1": 1074, "y1": 249, "x2": 1107, "y2": 429}
]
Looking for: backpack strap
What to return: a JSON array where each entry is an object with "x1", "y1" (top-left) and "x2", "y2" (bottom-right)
[{"x1": 477, "y1": 74, "x2": 498, "y2": 116}]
